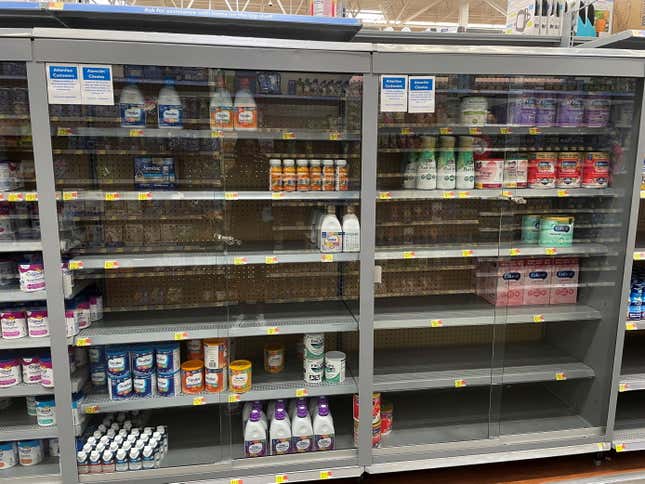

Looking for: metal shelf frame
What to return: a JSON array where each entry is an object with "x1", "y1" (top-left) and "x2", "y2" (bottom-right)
[{"x1": 1, "y1": 27, "x2": 644, "y2": 484}]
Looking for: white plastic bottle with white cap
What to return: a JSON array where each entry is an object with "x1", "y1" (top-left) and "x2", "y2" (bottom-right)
[
  {"x1": 210, "y1": 70, "x2": 234, "y2": 131},
  {"x1": 128, "y1": 448, "x2": 141, "y2": 471},
  {"x1": 319, "y1": 206, "x2": 342, "y2": 253},
  {"x1": 342, "y1": 207, "x2": 360, "y2": 253},
  {"x1": 115, "y1": 449, "x2": 128, "y2": 472},
  {"x1": 119, "y1": 84, "x2": 146, "y2": 128},
  {"x1": 142, "y1": 445, "x2": 155, "y2": 469},
  {"x1": 233, "y1": 78, "x2": 258, "y2": 131},
  {"x1": 157, "y1": 81, "x2": 183, "y2": 129}
]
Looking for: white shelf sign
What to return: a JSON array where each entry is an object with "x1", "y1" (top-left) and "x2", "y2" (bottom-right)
[
  {"x1": 80, "y1": 65, "x2": 114, "y2": 105},
  {"x1": 380, "y1": 75, "x2": 408, "y2": 112},
  {"x1": 46, "y1": 64, "x2": 81, "y2": 104},
  {"x1": 408, "y1": 76, "x2": 435, "y2": 113}
]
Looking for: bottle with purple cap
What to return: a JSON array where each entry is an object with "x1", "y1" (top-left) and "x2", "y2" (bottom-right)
[
  {"x1": 244, "y1": 408, "x2": 267, "y2": 458},
  {"x1": 291, "y1": 403, "x2": 313, "y2": 453},
  {"x1": 313, "y1": 402, "x2": 335, "y2": 451},
  {"x1": 270, "y1": 402, "x2": 292, "y2": 455}
]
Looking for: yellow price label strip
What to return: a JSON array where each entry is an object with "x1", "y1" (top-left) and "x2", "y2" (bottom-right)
[
  {"x1": 25, "y1": 193, "x2": 38, "y2": 202},
  {"x1": 430, "y1": 319, "x2": 443, "y2": 327},
  {"x1": 626, "y1": 322, "x2": 637, "y2": 331},
  {"x1": 104, "y1": 192, "x2": 120, "y2": 201},
  {"x1": 510, "y1": 248, "x2": 521, "y2": 256},
  {"x1": 69, "y1": 261, "x2": 84, "y2": 270},
  {"x1": 57, "y1": 127, "x2": 73, "y2": 136},
  {"x1": 230, "y1": 480, "x2": 243, "y2": 484},
  {"x1": 75, "y1": 337, "x2": 92, "y2": 347},
  {"x1": 454, "y1": 379, "x2": 467, "y2": 388},
  {"x1": 328, "y1": 131, "x2": 341, "y2": 141},
  {"x1": 320, "y1": 471, "x2": 332, "y2": 480},
  {"x1": 104, "y1": 260, "x2": 120, "y2": 270},
  {"x1": 267, "y1": 327, "x2": 279, "y2": 335},
  {"x1": 555, "y1": 372, "x2": 567, "y2": 381},
  {"x1": 528, "y1": 127, "x2": 541, "y2": 135},
  {"x1": 499, "y1": 127, "x2": 512, "y2": 134},
  {"x1": 458, "y1": 191, "x2": 470, "y2": 199},
  {"x1": 129, "y1": 129, "x2": 145, "y2": 137},
  {"x1": 616, "y1": 443, "x2": 625, "y2": 452},
  {"x1": 641, "y1": 190, "x2": 645, "y2": 199},
  {"x1": 597, "y1": 443, "x2": 606, "y2": 451},
  {"x1": 321, "y1": 254, "x2": 334, "y2": 263},
  {"x1": 265, "y1": 256, "x2": 279, "y2": 264},
  {"x1": 544, "y1": 248, "x2": 557, "y2": 255},
  {"x1": 271, "y1": 192, "x2": 285, "y2": 200},
  {"x1": 619, "y1": 383, "x2": 629, "y2": 392},
  {"x1": 211, "y1": 130, "x2": 224, "y2": 138},
  {"x1": 85, "y1": 405, "x2": 100, "y2": 414},
  {"x1": 557, "y1": 189, "x2": 569, "y2": 197},
  {"x1": 403, "y1": 251, "x2": 416, "y2": 259},
  {"x1": 295, "y1": 388, "x2": 308, "y2": 397},
  {"x1": 379, "y1": 192, "x2": 392, "y2": 200},
  {"x1": 533, "y1": 314, "x2": 544, "y2": 323},
  {"x1": 275, "y1": 475, "x2": 288, "y2": 484},
  {"x1": 138, "y1": 192, "x2": 152, "y2": 201},
  {"x1": 635, "y1": 252, "x2": 645, "y2": 260},
  {"x1": 468, "y1": 127, "x2": 482, "y2": 135},
  {"x1": 233, "y1": 257, "x2": 248, "y2": 265},
  {"x1": 7, "y1": 193, "x2": 22, "y2": 202},
  {"x1": 400, "y1": 128, "x2": 412, "y2": 135},
  {"x1": 174, "y1": 332, "x2": 189, "y2": 341},
  {"x1": 63, "y1": 191, "x2": 78, "y2": 201},
  {"x1": 224, "y1": 192, "x2": 239, "y2": 200},
  {"x1": 282, "y1": 132, "x2": 296, "y2": 140},
  {"x1": 193, "y1": 396, "x2": 206, "y2": 406},
  {"x1": 439, "y1": 127, "x2": 453, "y2": 135},
  {"x1": 48, "y1": 2, "x2": 65, "y2": 10},
  {"x1": 502, "y1": 190, "x2": 513, "y2": 197},
  {"x1": 462, "y1": 249, "x2": 473, "y2": 257},
  {"x1": 228, "y1": 394, "x2": 241, "y2": 403},
  {"x1": 442, "y1": 191, "x2": 455, "y2": 199}
]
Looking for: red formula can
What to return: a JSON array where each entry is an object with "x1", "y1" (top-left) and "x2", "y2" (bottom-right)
[
  {"x1": 556, "y1": 152, "x2": 582, "y2": 188},
  {"x1": 353, "y1": 392, "x2": 381, "y2": 424},
  {"x1": 582, "y1": 152, "x2": 610, "y2": 188},
  {"x1": 528, "y1": 152, "x2": 557, "y2": 189}
]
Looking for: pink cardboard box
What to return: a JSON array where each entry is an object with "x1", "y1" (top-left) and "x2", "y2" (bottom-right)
[
  {"x1": 524, "y1": 258, "x2": 552, "y2": 305},
  {"x1": 549, "y1": 258, "x2": 579, "y2": 304},
  {"x1": 477, "y1": 260, "x2": 525, "y2": 307}
]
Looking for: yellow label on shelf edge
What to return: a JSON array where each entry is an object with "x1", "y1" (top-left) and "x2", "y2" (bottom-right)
[
  {"x1": 557, "y1": 189, "x2": 569, "y2": 197},
  {"x1": 616, "y1": 443, "x2": 625, "y2": 452},
  {"x1": 400, "y1": 128, "x2": 411, "y2": 135},
  {"x1": 7, "y1": 193, "x2": 22, "y2": 202},
  {"x1": 85, "y1": 405, "x2": 99, "y2": 414},
  {"x1": 626, "y1": 322, "x2": 637, "y2": 331},
  {"x1": 230, "y1": 479, "x2": 243, "y2": 484},
  {"x1": 104, "y1": 260, "x2": 119, "y2": 270},
  {"x1": 328, "y1": 131, "x2": 341, "y2": 140},
  {"x1": 173, "y1": 332, "x2": 188, "y2": 341},
  {"x1": 193, "y1": 396, "x2": 206, "y2": 406},
  {"x1": 295, "y1": 388, "x2": 308, "y2": 397},
  {"x1": 69, "y1": 261, "x2": 83, "y2": 270},
  {"x1": 104, "y1": 192, "x2": 120, "y2": 201},
  {"x1": 635, "y1": 252, "x2": 645, "y2": 260},
  {"x1": 528, "y1": 127, "x2": 541, "y2": 135},
  {"x1": 76, "y1": 337, "x2": 92, "y2": 347},
  {"x1": 619, "y1": 383, "x2": 629, "y2": 392},
  {"x1": 275, "y1": 475, "x2": 288, "y2": 484},
  {"x1": 533, "y1": 314, "x2": 544, "y2": 323},
  {"x1": 379, "y1": 192, "x2": 392, "y2": 200},
  {"x1": 267, "y1": 327, "x2": 279, "y2": 335},
  {"x1": 25, "y1": 193, "x2": 38, "y2": 202},
  {"x1": 468, "y1": 127, "x2": 481, "y2": 135},
  {"x1": 228, "y1": 394, "x2": 241, "y2": 403},
  {"x1": 403, "y1": 251, "x2": 416, "y2": 259},
  {"x1": 224, "y1": 192, "x2": 239, "y2": 200},
  {"x1": 265, "y1": 256, "x2": 278, "y2": 265},
  {"x1": 129, "y1": 129, "x2": 144, "y2": 137},
  {"x1": 454, "y1": 379, "x2": 466, "y2": 388},
  {"x1": 63, "y1": 191, "x2": 78, "y2": 201},
  {"x1": 282, "y1": 132, "x2": 295, "y2": 140},
  {"x1": 461, "y1": 249, "x2": 473, "y2": 257},
  {"x1": 430, "y1": 319, "x2": 443, "y2": 327},
  {"x1": 510, "y1": 248, "x2": 521, "y2": 256},
  {"x1": 442, "y1": 191, "x2": 455, "y2": 199},
  {"x1": 458, "y1": 191, "x2": 470, "y2": 199},
  {"x1": 233, "y1": 257, "x2": 247, "y2": 265},
  {"x1": 321, "y1": 254, "x2": 334, "y2": 262},
  {"x1": 320, "y1": 471, "x2": 332, "y2": 479},
  {"x1": 138, "y1": 192, "x2": 152, "y2": 201},
  {"x1": 439, "y1": 127, "x2": 452, "y2": 135},
  {"x1": 555, "y1": 372, "x2": 566, "y2": 381},
  {"x1": 271, "y1": 192, "x2": 285, "y2": 199},
  {"x1": 499, "y1": 127, "x2": 511, "y2": 134},
  {"x1": 544, "y1": 248, "x2": 557, "y2": 255}
]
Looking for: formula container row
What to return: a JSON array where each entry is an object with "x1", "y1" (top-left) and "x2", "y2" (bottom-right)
[{"x1": 0, "y1": 438, "x2": 59, "y2": 471}]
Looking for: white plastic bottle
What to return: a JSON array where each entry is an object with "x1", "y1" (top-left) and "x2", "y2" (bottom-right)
[
  {"x1": 319, "y1": 206, "x2": 342, "y2": 253},
  {"x1": 342, "y1": 208, "x2": 360, "y2": 253},
  {"x1": 270, "y1": 404, "x2": 292, "y2": 455},
  {"x1": 402, "y1": 154, "x2": 418, "y2": 189},
  {"x1": 157, "y1": 82, "x2": 183, "y2": 129},
  {"x1": 210, "y1": 72, "x2": 234, "y2": 131},
  {"x1": 254, "y1": 401, "x2": 268, "y2": 431},
  {"x1": 313, "y1": 402, "x2": 335, "y2": 451},
  {"x1": 233, "y1": 78, "x2": 258, "y2": 131},
  {"x1": 244, "y1": 409, "x2": 267, "y2": 458},
  {"x1": 416, "y1": 136, "x2": 437, "y2": 190},
  {"x1": 267, "y1": 399, "x2": 287, "y2": 421},
  {"x1": 456, "y1": 137, "x2": 475, "y2": 190},
  {"x1": 308, "y1": 396, "x2": 320, "y2": 417},
  {"x1": 119, "y1": 84, "x2": 146, "y2": 128},
  {"x1": 437, "y1": 136, "x2": 456, "y2": 190},
  {"x1": 291, "y1": 404, "x2": 313, "y2": 453}
]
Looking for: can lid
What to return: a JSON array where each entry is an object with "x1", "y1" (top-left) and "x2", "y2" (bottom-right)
[
  {"x1": 325, "y1": 350, "x2": 346, "y2": 360},
  {"x1": 181, "y1": 359, "x2": 203, "y2": 371},
  {"x1": 203, "y1": 338, "x2": 227, "y2": 346},
  {"x1": 230, "y1": 359, "x2": 252, "y2": 370},
  {"x1": 264, "y1": 343, "x2": 284, "y2": 352}
]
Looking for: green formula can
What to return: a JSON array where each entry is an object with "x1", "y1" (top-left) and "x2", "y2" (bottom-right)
[
  {"x1": 521, "y1": 215, "x2": 541, "y2": 244},
  {"x1": 539, "y1": 216, "x2": 574, "y2": 247}
]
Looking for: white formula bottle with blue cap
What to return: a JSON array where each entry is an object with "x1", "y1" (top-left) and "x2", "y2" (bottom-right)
[
  {"x1": 119, "y1": 84, "x2": 146, "y2": 128},
  {"x1": 157, "y1": 82, "x2": 183, "y2": 129}
]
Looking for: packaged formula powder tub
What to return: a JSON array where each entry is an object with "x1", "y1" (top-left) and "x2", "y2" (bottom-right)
[
  {"x1": 524, "y1": 259, "x2": 552, "y2": 306},
  {"x1": 528, "y1": 153, "x2": 557, "y2": 189},
  {"x1": 35, "y1": 397, "x2": 56, "y2": 426},
  {"x1": 0, "y1": 442, "x2": 17, "y2": 470},
  {"x1": 17, "y1": 440, "x2": 43, "y2": 466},
  {"x1": 539, "y1": 216, "x2": 574, "y2": 247},
  {"x1": 550, "y1": 258, "x2": 580, "y2": 304},
  {"x1": 134, "y1": 158, "x2": 176, "y2": 190},
  {"x1": 0, "y1": 355, "x2": 20, "y2": 388}
]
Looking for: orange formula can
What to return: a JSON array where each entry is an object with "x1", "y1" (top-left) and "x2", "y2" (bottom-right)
[
  {"x1": 322, "y1": 160, "x2": 335, "y2": 191},
  {"x1": 205, "y1": 367, "x2": 226, "y2": 393},
  {"x1": 309, "y1": 160, "x2": 322, "y2": 191},
  {"x1": 181, "y1": 360, "x2": 204, "y2": 394},
  {"x1": 353, "y1": 392, "x2": 381, "y2": 424},
  {"x1": 185, "y1": 339, "x2": 203, "y2": 361},
  {"x1": 263, "y1": 344, "x2": 285, "y2": 374},
  {"x1": 203, "y1": 338, "x2": 227, "y2": 370}
]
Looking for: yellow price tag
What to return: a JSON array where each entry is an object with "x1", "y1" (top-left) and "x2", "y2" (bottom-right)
[
  {"x1": 173, "y1": 332, "x2": 188, "y2": 341},
  {"x1": 25, "y1": 193, "x2": 38, "y2": 202},
  {"x1": 468, "y1": 127, "x2": 482, "y2": 135},
  {"x1": 403, "y1": 251, "x2": 416, "y2": 259},
  {"x1": 626, "y1": 322, "x2": 637, "y2": 330},
  {"x1": 502, "y1": 190, "x2": 513, "y2": 197},
  {"x1": 533, "y1": 314, "x2": 544, "y2": 323},
  {"x1": 63, "y1": 191, "x2": 78, "y2": 201},
  {"x1": 321, "y1": 254, "x2": 334, "y2": 263},
  {"x1": 265, "y1": 256, "x2": 278, "y2": 265},
  {"x1": 267, "y1": 327, "x2": 279, "y2": 335},
  {"x1": 233, "y1": 257, "x2": 248, "y2": 265},
  {"x1": 193, "y1": 396, "x2": 206, "y2": 406},
  {"x1": 228, "y1": 394, "x2": 241, "y2": 403},
  {"x1": 57, "y1": 127, "x2": 73, "y2": 136},
  {"x1": 557, "y1": 189, "x2": 569, "y2": 197},
  {"x1": 271, "y1": 192, "x2": 285, "y2": 200},
  {"x1": 7, "y1": 193, "x2": 22, "y2": 202},
  {"x1": 544, "y1": 248, "x2": 557, "y2": 255},
  {"x1": 442, "y1": 191, "x2": 455, "y2": 199},
  {"x1": 499, "y1": 127, "x2": 511, "y2": 134},
  {"x1": 275, "y1": 475, "x2": 288, "y2": 484},
  {"x1": 635, "y1": 252, "x2": 645, "y2": 260},
  {"x1": 454, "y1": 379, "x2": 467, "y2": 388},
  {"x1": 230, "y1": 480, "x2": 243, "y2": 484},
  {"x1": 85, "y1": 405, "x2": 100, "y2": 414},
  {"x1": 211, "y1": 130, "x2": 224, "y2": 138},
  {"x1": 76, "y1": 337, "x2": 92, "y2": 347},
  {"x1": 224, "y1": 192, "x2": 239, "y2": 200},
  {"x1": 104, "y1": 192, "x2": 120, "y2": 201},
  {"x1": 138, "y1": 192, "x2": 152, "y2": 201},
  {"x1": 439, "y1": 127, "x2": 453, "y2": 135},
  {"x1": 597, "y1": 443, "x2": 605, "y2": 451},
  {"x1": 430, "y1": 319, "x2": 443, "y2": 327},
  {"x1": 510, "y1": 248, "x2": 521, "y2": 256},
  {"x1": 48, "y1": 2, "x2": 65, "y2": 10},
  {"x1": 379, "y1": 192, "x2": 392, "y2": 200},
  {"x1": 69, "y1": 261, "x2": 84, "y2": 270},
  {"x1": 458, "y1": 191, "x2": 470, "y2": 199},
  {"x1": 616, "y1": 443, "x2": 625, "y2": 452},
  {"x1": 129, "y1": 129, "x2": 144, "y2": 137},
  {"x1": 400, "y1": 128, "x2": 412, "y2": 135},
  {"x1": 282, "y1": 131, "x2": 296, "y2": 140},
  {"x1": 104, "y1": 260, "x2": 119, "y2": 270},
  {"x1": 528, "y1": 127, "x2": 541, "y2": 135},
  {"x1": 295, "y1": 388, "x2": 308, "y2": 397},
  {"x1": 555, "y1": 372, "x2": 567, "y2": 381},
  {"x1": 641, "y1": 190, "x2": 645, "y2": 199},
  {"x1": 320, "y1": 471, "x2": 332, "y2": 480},
  {"x1": 619, "y1": 383, "x2": 629, "y2": 392},
  {"x1": 328, "y1": 131, "x2": 341, "y2": 141},
  {"x1": 461, "y1": 249, "x2": 473, "y2": 257}
]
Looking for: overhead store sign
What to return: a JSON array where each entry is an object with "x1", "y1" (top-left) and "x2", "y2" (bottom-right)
[
  {"x1": 380, "y1": 75, "x2": 408, "y2": 112},
  {"x1": 46, "y1": 63, "x2": 114, "y2": 105}
]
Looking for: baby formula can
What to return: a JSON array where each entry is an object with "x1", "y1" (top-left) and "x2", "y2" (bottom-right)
[
  {"x1": 556, "y1": 152, "x2": 582, "y2": 188},
  {"x1": 582, "y1": 152, "x2": 610, "y2": 188},
  {"x1": 539, "y1": 216, "x2": 574, "y2": 248},
  {"x1": 26, "y1": 309, "x2": 49, "y2": 338},
  {"x1": 35, "y1": 397, "x2": 56, "y2": 426},
  {"x1": 130, "y1": 345, "x2": 154, "y2": 374},
  {"x1": 528, "y1": 152, "x2": 557, "y2": 189},
  {"x1": 304, "y1": 333, "x2": 325, "y2": 359},
  {"x1": 75, "y1": 300, "x2": 91, "y2": 330},
  {"x1": 26, "y1": 395, "x2": 37, "y2": 416},
  {"x1": 584, "y1": 94, "x2": 611, "y2": 128},
  {"x1": 296, "y1": 159, "x2": 310, "y2": 192},
  {"x1": 460, "y1": 97, "x2": 488, "y2": 125},
  {"x1": 521, "y1": 215, "x2": 541, "y2": 244},
  {"x1": 88, "y1": 346, "x2": 105, "y2": 365},
  {"x1": 0, "y1": 442, "x2": 17, "y2": 470},
  {"x1": 324, "y1": 351, "x2": 346, "y2": 384},
  {"x1": 18, "y1": 440, "x2": 43, "y2": 466},
  {"x1": 21, "y1": 355, "x2": 41, "y2": 384},
  {"x1": 474, "y1": 159, "x2": 504, "y2": 189},
  {"x1": 203, "y1": 338, "x2": 227, "y2": 370},
  {"x1": 181, "y1": 360, "x2": 204, "y2": 394},
  {"x1": 322, "y1": 160, "x2": 335, "y2": 191},
  {"x1": 0, "y1": 160, "x2": 19, "y2": 191},
  {"x1": 1, "y1": 309, "x2": 26, "y2": 339},
  {"x1": 133, "y1": 371, "x2": 156, "y2": 398},
  {"x1": 353, "y1": 392, "x2": 381, "y2": 424},
  {"x1": 507, "y1": 94, "x2": 537, "y2": 126},
  {"x1": 557, "y1": 94, "x2": 584, "y2": 127},
  {"x1": 90, "y1": 364, "x2": 107, "y2": 389},
  {"x1": 503, "y1": 156, "x2": 528, "y2": 188},
  {"x1": 269, "y1": 159, "x2": 282, "y2": 192},
  {"x1": 185, "y1": 339, "x2": 203, "y2": 361},
  {"x1": 89, "y1": 295, "x2": 103, "y2": 322},
  {"x1": 264, "y1": 344, "x2": 284, "y2": 374},
  {"x1": 535, "y1": 93, "x2": 558, "y2": 127},
  {"x1": 229, "y1": 360, "x2": 252, "y2": 393},
  {"x1": 205, "y1": 367, "x2": 226, "y2": 393},
  {"x1": 380, "y1": 401, "x2": 393, "y2": 436},
  {"x1": 0, "y1": 355, "x2": 20, "y2": 387},
  {"x1": 18, "y1": 262, "x2": 45, "y2": 292},
  {"x1": 304, "y1": 358, "x2": 324, "y2": 384},
  {"x1": 106, "y1": 346, "x2": 130, "y2": 376},
  {"x1": 108, "y1": 373, "x2": 133, "y2": 400},
  {"x1": 65, "y1": 308, "x2": 79, "y2": 338},
  {"x1": 155, "y1": 342, "x2": 180, "y2": 373},
  {"x1": 157, "y1": 370, "x2": 180, "y2": 397},
  {"x1": 48, "y1": 438, "x2": 59, "y2": 457}
]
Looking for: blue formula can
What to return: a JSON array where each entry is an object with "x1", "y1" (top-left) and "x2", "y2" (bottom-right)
[
  {"x1": 88, "y1": 346, "x2": 105, "y2": 365},
  {"x1": 155, "y1": 343, "x2": 180, "y2": 373},
  {"x1": 108, "y1": 373, "x2": 132, "y2": 400},
  {"x1": 132, "y1": 372, "x2": 156, "y2": 398},
  {"x1": 105, "y1": 346, "x2": 130, "y2": 376},
  {"x1": 90, "y1": 364, "x2": 107, "y2": 389},
  {"x1": 156, "y1": 370, "x2": 180, "y2": 397},
  {"x1": 130, "y1": 345, "x2": 154, "y2": 374}
]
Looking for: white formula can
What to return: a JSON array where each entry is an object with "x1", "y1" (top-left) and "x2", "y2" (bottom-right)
[
  {"x1": 17, "y1": 440, "x2": 43, "y2": 466},
  {"x1": 0, "y1": 442, "x2": 17, "y2": 470},
  {"x1": 324, "y1": 351, "x2": 346, "y2": 384},
  {"x1": 18, "y1": 263, "x2": 45, "y2": 292},
  {"x1": 475, "y1": 159, "x2": 504, "y2": 189},
  {"x1": 304, "y1": 333, "x2": 325, "y2": 359},
  {"x1": 304, "y1": 358, "x2": 325, "y2": 384}
]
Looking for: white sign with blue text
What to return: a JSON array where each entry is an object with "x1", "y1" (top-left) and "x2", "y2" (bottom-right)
[
  {"x1": 408, "y1": 76, "x2": 435, "y2": 113},
  {"x1": 80, "y1": 65, "x2": 114, "y2": 105},
  {"x1": 46, "y1": 64, "x2": 82, "y2": 104},
  {"x1": 380, "y1": 75, "x2": 408, "y2": 112}
]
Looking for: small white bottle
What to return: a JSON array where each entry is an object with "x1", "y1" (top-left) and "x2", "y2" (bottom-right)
[
  {"x1": 319, "y1": 206, "x2": 342, "y2": 253},
  {"x1": 270, "y1": 404, "x2": 292, "y2": 455},
  {"x1": 142, "y1": 446, "x2": 155, "y2": 469},
  {"x1": 234, "y1": 78, "x2": 258, "y2": 131},
  {"x1": 289, "y1": 397, "x2": 306, "y2": 422},
  {"x1": 119, "y1": 84, "x2": 146, "y2": 128},
  {"x1": 210, "y1": 71, "x2": 234, "y2": 131},
  {"x1": 402, "y1": 154, "x2": 418, "y2": 189},
  {"x1": 77, "y1": 451, "x2": 89, "y2": 474},
  {"x1": 128, "y1": 448, "x2": 141, "y2": 471},
  {"x1": 157, "y1": 81, "x2": 183, "y2": 129},
  {"x1": 342, "y1": 208, "x2": 360, "y2": 253},
  {"x1": 115, "y1": 449, "x2": 128, "y2": 472},
  {"x1": 291, "y1": 404, "x2": 313, "y2": 453},
  {"x1": 437, "y1": 136, "x2": 456, "y2": 190},
  {"x1": 416, "y1": 136, "x2": 437, "y2": 190},
  {"x1": 313, "y1": 402, "x2": 335, "y2": 451},
  {"x1": 244, "y1": 409, "x2": 267, "y2": 458}
]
